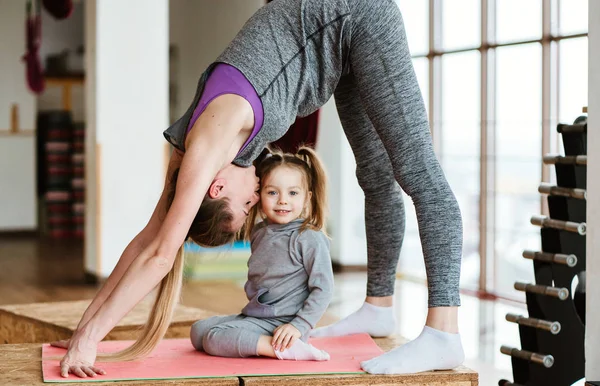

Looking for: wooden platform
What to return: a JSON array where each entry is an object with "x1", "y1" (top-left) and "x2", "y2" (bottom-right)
[
  {"x1": 0, "y1": 336, "x2": 478, "y2": 386},
  {"x1": 0, "y1": 300, "x2": 218, "y2": 344}
]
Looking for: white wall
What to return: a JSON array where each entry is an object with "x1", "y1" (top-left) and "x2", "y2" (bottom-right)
[
  {"x1": 0, "y1": 0, "x2": 38, "y2": 230},
  {"x1": 586, "y1": 0, "x2": 600, "y2": 380},
  {"x1": 85, "y1": 0, "x2": 169, "y2": 277},
  {"x1": 0, "y1": 0, "x2": 36, "y2": 130},
  {"x1": 0, "y1": 137, "x2": 37, "y2": 230}
]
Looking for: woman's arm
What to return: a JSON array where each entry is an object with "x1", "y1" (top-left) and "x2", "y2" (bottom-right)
[
  {"x1": 60, "y1": 95, "x2": 253, "y2": 377},
  {"x1": 71, "y1": 149, "x2": 185, "y2": 331}
]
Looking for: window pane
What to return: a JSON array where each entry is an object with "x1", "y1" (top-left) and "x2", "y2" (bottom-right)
[
  {"x1": 493, "y1": 225, "x2": 540, "y2": 301},
  {"x1": 496, "y1": 44, "x2": 542, "y2": 159},
  {"x1": 559, "y1": 0, "x2": 588, "y2": 36},
  {"x1": 494, "y1": 43, "x2": 542, "y2": 297},
  {"x1": 395, "y1": 0, "x2": 428, "y2": 56},
  {"x1": 441, "y1": 51, "x2": 480, "y2": 157},
  {"x1": 440, "y1": 51, "x2": 481, "y2": 289},
  {"x1": 441, "y1": 0, "x2": 480, "y2": 50},
  {"x1": 496, "y1": 0, "x2": 542, "y2": 43},
  {"x1": 559, "y1": 37, "x2": 588, "y2": 124},
  {"x1": 412, "y1": 57, "x2": 429, "y2": 114}
]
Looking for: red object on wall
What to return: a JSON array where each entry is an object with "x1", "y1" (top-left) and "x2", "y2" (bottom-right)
[
  {"x1": 22, "y1": 1, "x2": 45, "y2": 94},
  {"x1": 43, "y1": 0, "x2": 73, "y2": 20}
]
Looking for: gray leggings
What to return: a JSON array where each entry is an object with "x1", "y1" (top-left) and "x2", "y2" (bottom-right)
[
  {"x1": 340, "y1": 0, "x2": 463, "y2": 306},
  {"x1": 190, "y1": 315, "x2": 302, "y2": 358}
]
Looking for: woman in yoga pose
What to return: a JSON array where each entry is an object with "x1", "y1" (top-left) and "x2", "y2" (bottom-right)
[{"x1": 56, "y1": 0, "x2": 464, "y2": 378}]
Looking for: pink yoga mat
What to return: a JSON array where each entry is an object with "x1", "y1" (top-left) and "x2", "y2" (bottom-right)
[{"x1": 42, "y1": 333, "x2": 384, "y2": 382}]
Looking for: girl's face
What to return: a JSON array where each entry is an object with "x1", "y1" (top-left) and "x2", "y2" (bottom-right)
[{"x1": 260, "y1": 166, "x2": 311, "y2": 224}]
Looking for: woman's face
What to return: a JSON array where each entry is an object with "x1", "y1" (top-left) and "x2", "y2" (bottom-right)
[{"x1": 215, "y1": 164, "x2": 260, "y2": 231}]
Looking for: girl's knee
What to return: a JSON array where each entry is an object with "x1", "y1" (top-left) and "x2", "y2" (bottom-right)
[
  {"x1": 202, "y1": 327, "x2": 224, "y2": 356},
  {"x1": 190, "y1": 320, "x2": 211, "y2": 351}
]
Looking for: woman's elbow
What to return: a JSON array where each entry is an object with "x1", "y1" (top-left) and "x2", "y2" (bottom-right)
[
  {"x1": 151, "y1": 255, "x2": 174, "y2": 271},
  {"x1": 142, "y1": 249, "x2": 176, "y2": 276}
]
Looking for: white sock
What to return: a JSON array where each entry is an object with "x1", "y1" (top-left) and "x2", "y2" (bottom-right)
[
  {"x1": 274, "y1": 340, "x2": 330, "y2": 361},
  {"x1": 311, "y1": 302, "x2": 396, "y2": 338},
  {"x1": 361, "y1": 326, "x2": 464, "y2": 374}
]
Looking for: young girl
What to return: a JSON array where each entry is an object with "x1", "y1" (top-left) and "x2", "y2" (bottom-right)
[{"x1": 189, "y1": 146, "x2": 334, "y2": 361}]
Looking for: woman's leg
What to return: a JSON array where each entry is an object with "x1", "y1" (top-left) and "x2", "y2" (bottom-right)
[
  {"x1": 344, "y1": 0, "x2": 464, "y2": 374},
  {"x1": 311, "y1": 73, "x2": 402, "y2": 338}
]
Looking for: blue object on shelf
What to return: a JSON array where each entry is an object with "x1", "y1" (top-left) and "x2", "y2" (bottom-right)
[{"x1": 184, "y1": 240, "x2": 250, "y2": 253}]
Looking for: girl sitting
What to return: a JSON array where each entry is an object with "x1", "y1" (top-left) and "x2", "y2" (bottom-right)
[{"x1": 190, "y1": 146, "x2": 334, "y2": 361}]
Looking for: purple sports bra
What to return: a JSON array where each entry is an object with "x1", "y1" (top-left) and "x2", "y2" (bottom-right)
[{"x1": 185, "y1": 63, "x2": 264, "y2": 154}]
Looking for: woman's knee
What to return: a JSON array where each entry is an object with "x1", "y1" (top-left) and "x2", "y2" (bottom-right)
[{"x1": 357, "y1": 169, "x2": 401, "y2": 199}]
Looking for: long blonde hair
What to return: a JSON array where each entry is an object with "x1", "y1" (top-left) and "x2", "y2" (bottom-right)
[{"x1": 245, "y1": 145, "x2": 328, "y2": 240}]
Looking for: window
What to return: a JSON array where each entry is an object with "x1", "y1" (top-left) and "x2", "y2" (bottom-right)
[
  {"x1": 494, "y1": 44, "x2": 542, "y2": 296},
  {"x1": 440, "y1": 51, "x2": 481, "y2": 289},
  {"x1": 442, "y1": 0, "x2": 480, "y2": 50},
  {"x1": 496, "y1": 0, "x2": 542, "y2": 43},
  {"x1": 397, "y1": 0, "x2": 428, "y2": 56},
  {"x1": 395, "y1": 0, "x2": 588, "y2": 299}
]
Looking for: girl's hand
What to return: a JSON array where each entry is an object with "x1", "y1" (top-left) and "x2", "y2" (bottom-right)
[
  {"x1": 272, "y1": 324, "x2": 301, "y2": 352},
  {"x1": 59, "y1": 334, "x2": 105, "y2": 378},
  {"x1": 50, "y1": 339, "x2": 70, "y2": 349}
]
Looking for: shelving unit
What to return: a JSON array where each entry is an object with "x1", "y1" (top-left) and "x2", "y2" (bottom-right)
[
  {"x1": 38, "y1": 75, "x2": 85, "y2": 238},
  {"x1": 499, "y1": 118, "x2": 587, "y2": 386}
]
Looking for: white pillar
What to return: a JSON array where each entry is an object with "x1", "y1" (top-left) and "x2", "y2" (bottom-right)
[
  {"x1": 85, "y1": 0, "x2": 169, "y2": 278},
  {"x1": 586, "y1": 0, "x2": 600, "y2": 380}
]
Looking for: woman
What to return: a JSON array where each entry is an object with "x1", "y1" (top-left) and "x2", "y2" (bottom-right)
[{"x1": 57, "y1": 0, "x2": 464, "y2": 378}]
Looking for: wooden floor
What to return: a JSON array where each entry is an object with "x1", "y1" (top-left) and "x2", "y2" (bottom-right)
[{"x1": 0, "y1": 236, "x2": 97, "y2": 305}]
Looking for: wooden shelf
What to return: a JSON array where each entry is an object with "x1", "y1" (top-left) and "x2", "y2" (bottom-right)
[
  {"x1": 45, "y1": 76, "x2": 84, "y2": 86},
  {"x1": 44, "y1": 75, "x2": 85, "y2": 112},
  {"x1": 0, "y1": 129, "x2": 35, "y2": 137}
]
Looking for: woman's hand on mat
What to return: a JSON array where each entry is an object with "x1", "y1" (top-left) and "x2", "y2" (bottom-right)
[
  {"x1": 50, "y1": 339, "x2": 70, "y2": 349},
  {"x1": 272, "y1": 324, "x2": 301, "y2": 352},
  {"x1": 60, "y1": 334, "x2": 105, "y2": 378}
]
